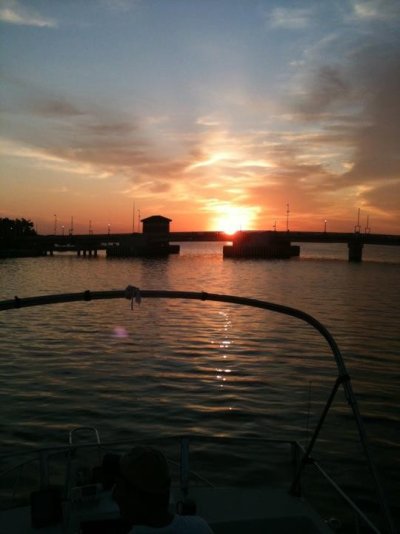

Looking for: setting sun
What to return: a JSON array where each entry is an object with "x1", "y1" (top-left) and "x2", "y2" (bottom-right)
[
  {"x1": 212, "y1": 205, "x2": 256, "y2": 235},
  {"x1": 220, "y1": 220, "x2": 239, "y2": 235}
]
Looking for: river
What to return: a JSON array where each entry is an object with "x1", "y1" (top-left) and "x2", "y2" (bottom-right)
[{"x1": 0, "y1": 242, "x2": 399, "y2": 531}]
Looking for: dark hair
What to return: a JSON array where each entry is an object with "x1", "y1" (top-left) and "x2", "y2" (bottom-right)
[{"x1": 102, "y1": 449, "x2": 171, "y2": 507}]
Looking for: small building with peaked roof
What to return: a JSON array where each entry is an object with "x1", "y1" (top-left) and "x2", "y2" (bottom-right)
[{"x1": 107, "y1": 214, "x2": 179, "y2": 257}]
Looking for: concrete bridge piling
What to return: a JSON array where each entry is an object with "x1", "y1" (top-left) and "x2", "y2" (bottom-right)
[{"x1": 347, "y1": 239, "x2": 364, "y2": 262}]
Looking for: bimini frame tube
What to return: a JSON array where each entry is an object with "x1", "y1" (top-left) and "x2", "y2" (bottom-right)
[{"x1": 0, "y1": 286, "x2": 395, "y2": 533}]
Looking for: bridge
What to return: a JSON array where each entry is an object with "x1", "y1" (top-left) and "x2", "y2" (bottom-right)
[
  {"x1": 8, "y1": 230, "x2": 399, "y2": 262},
  {"x1": 169, "y1": 230, "x2": 400, "y2": 261},
  {"x1": 169, "y1": 230, "x2": 400, "y2": 245}
]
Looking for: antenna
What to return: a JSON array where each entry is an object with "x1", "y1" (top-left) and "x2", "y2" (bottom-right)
[
  {"x1": 365, "y1": 215, "x2": 371, "y2": 234},
  {"x1": 354, "y1": 208, "x2": 361, "y2": 233},
  {"x1": 286, "y1": 203, "x2": 290, "y2": 232}
]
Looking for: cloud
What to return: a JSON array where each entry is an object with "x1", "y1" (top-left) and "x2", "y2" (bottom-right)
[
  {"x1": 265, "y1": 21, "x2": 399, "y2": 231},
  {"x1": 364, "y1": 182, "x2": 400, "y2": 213},
  {"x1": 84, "y1": 120, "x2": 137, "y2": 137},
  {"x1": 267, "y1": 7, "x2": 313, "y2": 30},
  {"x1": 0, "y1": 78, "x2": 154, "y2": 180},
  {"x1": 196, "y1": 115, "x2": 221, "y2": 127},
  {"x1": 288, "y1": 32, "x2": 400, "y2": 199},
  {"x1": 30, "y1": 98, "x2": 83, "y2": 118},
  {"x1": 0, "y1": 0, "x2": 57, "y2": 27},
  {"x1": 350, "y1": 0, "x2": 400, "y2": 21},
  {"x1": 293, "y1": 66, "x2": 351, "y2": 118},
  {"x1": 100, "y1": 0, "x2": 138, "y2": 13},
  {"x1": 338, "y1": 43, "x2": 400, "y2": 189}
]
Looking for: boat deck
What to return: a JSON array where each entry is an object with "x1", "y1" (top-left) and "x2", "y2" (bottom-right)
[
  {"x1": 192, "y1": 486, "x2": 333, "y2": 533},
  {"x1": 0, "y1": 485, "x2": 333, "y2": 533}
]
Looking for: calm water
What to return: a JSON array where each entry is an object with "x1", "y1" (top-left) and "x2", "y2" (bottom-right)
[{"x1": 0, "y1": 242, "x2": 399, "y2": 529}]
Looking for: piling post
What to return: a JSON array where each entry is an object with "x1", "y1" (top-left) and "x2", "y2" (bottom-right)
[{"x1": 348, "y1": 239, "x2": 364, "y2": 262}]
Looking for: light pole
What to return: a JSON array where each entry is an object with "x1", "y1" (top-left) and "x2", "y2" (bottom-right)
[
  {"x1": 54, "y1": 214, "x2": 57, "y2": 235},
  {"x1": 324, "y1": 219, "x2": 327, "y2": 233},
  {"x1": 62, "y1": 225, "x2": 65, "y2": 236},
  {"x1": 286, "y1": 203, "x2": 290, "y2": 232}
]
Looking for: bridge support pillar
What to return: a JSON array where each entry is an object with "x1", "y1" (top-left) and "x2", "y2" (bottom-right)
[{"x1": 348, "y1": 240, "x2": 363, "y2": 262}]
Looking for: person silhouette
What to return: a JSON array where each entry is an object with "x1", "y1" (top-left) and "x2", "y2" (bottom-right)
[{"x1": 112, "y1": 446, "x2": 213, "y2": 533}]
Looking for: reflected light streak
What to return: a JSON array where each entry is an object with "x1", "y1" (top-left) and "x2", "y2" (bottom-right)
[{"x1": 213, "y1": 311, "x2": 234, "y2": 393}]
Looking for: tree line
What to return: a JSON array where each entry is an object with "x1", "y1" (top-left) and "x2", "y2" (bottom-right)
[{"x1": 0, "y1": 218, "x2": 37, "y2": 239}]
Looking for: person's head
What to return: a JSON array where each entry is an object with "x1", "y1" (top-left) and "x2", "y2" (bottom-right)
[{"x1": 112, "y1": 446, "x2": 171, "y2": 527}]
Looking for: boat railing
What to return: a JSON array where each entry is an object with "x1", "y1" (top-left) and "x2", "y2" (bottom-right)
[
  {"x1": 0, "y1": 434, "x2": 387, "y2": 532},
  {"x1": 310, "y1": 459, "x2": 381, "y2": 533},
  {"x1": 0, "y1": 436, "x2": 297, "y2": 503},
  {"x1": 0, "y1": 287, "x2": 396, "y2": 533}
]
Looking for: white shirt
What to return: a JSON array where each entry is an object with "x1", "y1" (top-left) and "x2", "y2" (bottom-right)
[{"x1": 130, "y1": 514, "x2": 214, "y2": 533}]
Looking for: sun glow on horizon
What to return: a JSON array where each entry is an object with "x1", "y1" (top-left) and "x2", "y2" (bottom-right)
[
  {"x1": 212, "y1": 205, "x2": 256, "y2": 235},
  {"x1": 221, "y1": 224, "x2": 238, "y2": 236}
]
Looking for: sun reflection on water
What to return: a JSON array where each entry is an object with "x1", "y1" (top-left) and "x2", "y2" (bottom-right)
[{"x1": 212, "y1": 311, "x2": 234, "y2": 391}]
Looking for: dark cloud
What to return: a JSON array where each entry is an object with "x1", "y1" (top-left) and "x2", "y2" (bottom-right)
[
  {"x1": 342, "y1": 41, "x2": 400, "y2": 184},
  {"x1": 149, "y1": 181, "x2": 171, "y2": 193},
  {"x1": 287, "y1": 32, "x2": 400, "y2": 220},
  {"x1": 0, "y1": 75, "x2": 83, "y2": 117},
  {"x1": 1, "y1": 79, "x2": 192, "y2": 194},
  {"x1": 364, "y1": 182, "x2": 400, "y2": 212},
  {"x1": 84, "y1": 121, "x2": 137, "y2": 136},
  {"x1": 30, "y1": 98, "x2": 83, "y2": 117},
  {"x1": 295, "y1": 66, "x2": 351, "y2": 118}
]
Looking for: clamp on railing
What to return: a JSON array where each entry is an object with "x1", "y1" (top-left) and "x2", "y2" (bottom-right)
[{"x1": 125, "y1": 285, "x2": 142, "y2": 309}]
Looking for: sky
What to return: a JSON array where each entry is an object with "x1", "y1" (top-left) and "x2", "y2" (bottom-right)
[{"x1": 1, "y1": 0, "x2": 399, "y2": 235}]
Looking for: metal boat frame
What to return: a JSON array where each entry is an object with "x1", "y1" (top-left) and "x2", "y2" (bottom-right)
[{"x1": 0, "y1": 287, "x2": 396, "y2": 533}]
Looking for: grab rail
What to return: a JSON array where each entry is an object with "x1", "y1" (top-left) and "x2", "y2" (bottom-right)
[{"x1": 0, "y1": 287, "x2": 396, "y2": 533}]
